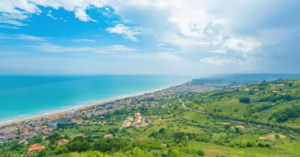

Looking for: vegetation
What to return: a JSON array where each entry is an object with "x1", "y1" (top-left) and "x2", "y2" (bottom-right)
[{"x1": 2, "y1": 78, "x2": 300, "y2": 156}]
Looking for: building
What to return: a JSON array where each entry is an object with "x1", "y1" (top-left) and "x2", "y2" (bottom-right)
[
  {"x1": 28, "y1": 144, "x2": 45, "y2": 154},
  {"x1": 19, "y1": 139, "x2": 28, "y2": 144},
  {"x1": 244, "y1": 88, "x2": 249, "y2": 91},
  {"x1": 48, "y1": 122, "x2": 57, "y2": 127},
  {"x1": 57, "y1": 139, "x2": 69, "y2": 146},
  {"x1": 4, "y1": 133, "x2": 17, "y2": 141},
  {"x1": 68, "y1": 109, "x2": 78, "y2": 115},
  {"x1": 162, "y1": 104, "x2": 168, "y2": 108}
]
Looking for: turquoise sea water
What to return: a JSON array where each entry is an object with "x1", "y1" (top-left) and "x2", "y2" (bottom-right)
[{"x1": 0, "y1": 75, "x2": 195, "y2": 125}]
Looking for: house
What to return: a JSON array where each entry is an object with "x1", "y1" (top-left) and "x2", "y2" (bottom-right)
[
  {"x1": 19, "y1": 139, "x2": 28, "y2": 144},
  {"x1": 41, "y1": 128, "x2": 53, "y2": 134},
  {"x1": 68, "y1": 109, "x2": 78, "y2": 115},
  {"x1": 0, "y1": 128, "x2": 12, "y2": 135},
  {"x1": 77, "y1": 134, "x2": 84, "y2": 136},
  {"x1": 148, "y1": 120, "x2": 152, "y2": 124},
  {"x1": 48, "y1": 122, "x2": 57, "y2": 127},
  {"x1": 28, "y1": 144, "x2": 45, "y2": 154},
  {"x1": 134, "y1": 113, "x2": 140, "y2": 117},
  {"x1": 21, "y1": 131, "x2": 37, "y2": 139},
  {"x1": 109, "y1": 109, "x2": 114, "y2": 113},
  {"x1": 34, "y1": 127, "x2": 41, "y2": 132},
  {"x1": 4, "y1": 133, "x2": 17, "y2": 141},
  {"x1": 85, "y1": 120, "x2": 90, "y2": 124},
  {"x1": 42, "y1": 136, "x2": 47, "y2": 140},
  {"x1": 86, "y1": 114, "x2": 92, "y2": 118},
  {"x1": 104, "y1": 134, "x2": 113, "y2": 138},
  {"x1": 244, "y1": 88, "x2": 249, "y2": 91},
  {"x1": 57, "y1": 139, "x2": 69, "y2": 146},
  {"x1": 162, "y1": 104, "x2": 168, "y2": 108},
  {"x1": 21, "y1": 122, "x2": 28, "y2": 125},
  {"x1": 127, "y1": 116, "x2": 133, "y2": 121},
  {"x1": 123, "y1": 122, "x2": 131, "y2": 127},
  {"x1": 71, "y1": 119, "x2": 83, "y2": 124}
]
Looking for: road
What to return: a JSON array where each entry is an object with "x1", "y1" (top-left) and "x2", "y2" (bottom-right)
[
  {"x1": 178, "y1": 95, "x2": 206, "y2": 113},
  {"x1": 177, "y1": 95, "x2": 288, "y2": 133}
]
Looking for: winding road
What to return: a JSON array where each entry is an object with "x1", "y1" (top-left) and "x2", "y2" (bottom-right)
[{"x1": 177, "y1": 95, "x2": 289, "y2": 133}]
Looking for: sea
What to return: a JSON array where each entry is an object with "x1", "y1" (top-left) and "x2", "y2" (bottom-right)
[{"x1": 0, "y1": 75, "x2": 197, "y2": 125}]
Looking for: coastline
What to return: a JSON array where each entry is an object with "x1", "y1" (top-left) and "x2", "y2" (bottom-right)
[{"x1": 0, "y1": 82, "x2": 186, "y2": 127}]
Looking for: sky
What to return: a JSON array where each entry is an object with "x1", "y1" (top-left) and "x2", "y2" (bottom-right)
[{"x1": 0, "y1": 0, "x2": 300, "y2": 75}]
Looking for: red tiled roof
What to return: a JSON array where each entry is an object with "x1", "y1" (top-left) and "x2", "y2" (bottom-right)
[{"x1": 28, "y1": 146, "x2": 45, "y2": 152}]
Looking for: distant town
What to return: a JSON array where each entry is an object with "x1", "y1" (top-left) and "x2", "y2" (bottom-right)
[{"x1": 0, "y1": 84, "x2": 215, "y2": 154}]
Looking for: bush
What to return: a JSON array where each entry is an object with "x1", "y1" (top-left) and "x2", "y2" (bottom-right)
[
  {"x1": 239, "y1": 97, "x2": 250, "y2": 103},
  {"x1": 159, "y1": 128, "x2": 165, "y2": 133},
  {"x1": 196, "y1": 149, "x2": 205, "y2": 156}
]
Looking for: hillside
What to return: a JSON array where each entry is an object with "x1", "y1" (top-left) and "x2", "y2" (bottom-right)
[{"x1": 1, "y1": 78, "x2": 300, "y2": 157}]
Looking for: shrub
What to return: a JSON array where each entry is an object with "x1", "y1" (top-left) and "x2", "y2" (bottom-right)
[
  {"x1": 239, "y1": 97, "x2": 250, "y2": 103},
  {"x1": 196, "y1": 149, "x2": 205, "y2": 156}
]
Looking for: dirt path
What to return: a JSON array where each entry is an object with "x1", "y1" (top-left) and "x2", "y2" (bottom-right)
[{"x1": 259, "y1": 134, "x2": 285, "y2": 140}]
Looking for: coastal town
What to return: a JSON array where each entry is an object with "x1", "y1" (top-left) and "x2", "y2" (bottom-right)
[{"x1": 0, "y1": 84, "x2": 214, "y2": 154}]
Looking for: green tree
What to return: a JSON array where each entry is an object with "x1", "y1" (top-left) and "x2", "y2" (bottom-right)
[
  {"x1": 239, "y1": 97, "x2": 250, "y2": 103},
  {"x1": 196, "y1": 149, "x2": 205, "y2": 156},
  {"x1": 50, "y1": 137, "x2": 56, "y2": 145},
  {"x1": 275, "y1": 134, "x2": 280, "y2": 139},
  {"x1": 38, "y1": 149, "x2": 48, "y2": 157},
  {"x1": 159, "y1": 128, "x2": 165, "y2": 133},
  {"x1": 224, "y1": 124, "x2": 230, "y2": 130}
]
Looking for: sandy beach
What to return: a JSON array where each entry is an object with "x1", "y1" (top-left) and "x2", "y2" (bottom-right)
[{"x1": 0, "y1": 90, "x2": 158, "y2": 127}]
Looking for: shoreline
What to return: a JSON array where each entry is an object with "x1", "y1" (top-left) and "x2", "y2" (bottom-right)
[{"x1": 0, "y1": 81, "x2": 187, "y2": 127}]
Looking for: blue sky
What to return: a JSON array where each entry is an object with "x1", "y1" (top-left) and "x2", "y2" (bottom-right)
[{"x1": 0, "y1": 0, "x2": 300, "y2": 75}]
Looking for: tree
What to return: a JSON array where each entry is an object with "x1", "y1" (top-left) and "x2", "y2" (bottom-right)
[
  {"x1": 224, "y1": 124, "x2": 230, "y2": 130},
  {"x1": 67, "y1": 136, "x2": 91, "y2": 152},
  {"x1": 196, "y1": 149, "x2": 205, "y2": 156},
  {"x1": 275, "y1": 134, "x2": 280, "y2": 139},
  {"x1": 276, "y1": 114, "x2": 288, "y2": 123},
  {"x1": 239, "y1": 97, "x2": 250, "y2": 103},
  {"x1": 289, "y1": 83, "x2": 293, "y2": 87},
  {"x1": 10, "y1": 143, "x2": 24, "y2": 151},
  {"x1": 50, "y1": 137, "x2": 56, "y2": 145},
  {"x1": 159, "y1": 128, "x2": 165, "y2": 133},
  {"x1": 38, "y1": 149, "x2": 48, "y2": 157}
]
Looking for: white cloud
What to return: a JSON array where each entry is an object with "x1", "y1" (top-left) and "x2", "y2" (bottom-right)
[
  {"x1": 200, "y1": 56, "x2": 240, "y2": 65},
  {"x1": 72, "y1": 39, "x2": 95, "y2": 42},
  {"x1": 209, "y1": 50, "x2": 226, "y2": 53},
  {"x1": 106, "y1": 24, "x2": 141, "y2": 41},
  {"x1": 0, "y1": 0, "x2": 105, "y2": 24},
  {"x1": 30, "y1": 43, "x2": 137, "y2": 53},
  {"x1": 222, "y1": 38, "x2": 261, "y2": 53},
  {"x1": 47, "y1": 10, "x2": 57, "y2": 20},
  {"x1": 0, "y1": 20, "x2": 26, "y2": 26},
  {"x1": 0, "y1": 25, "x2": 20, "y2": 29},
  {"x1": 157, "y1": 43, "x2": 166, "y2": 47},
  {"x1": 110, "y1": 52, "x2": 182, "y2": 62},
  {"x1": 0, "y1": 34, "x2": 45, "y2": 41}
]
